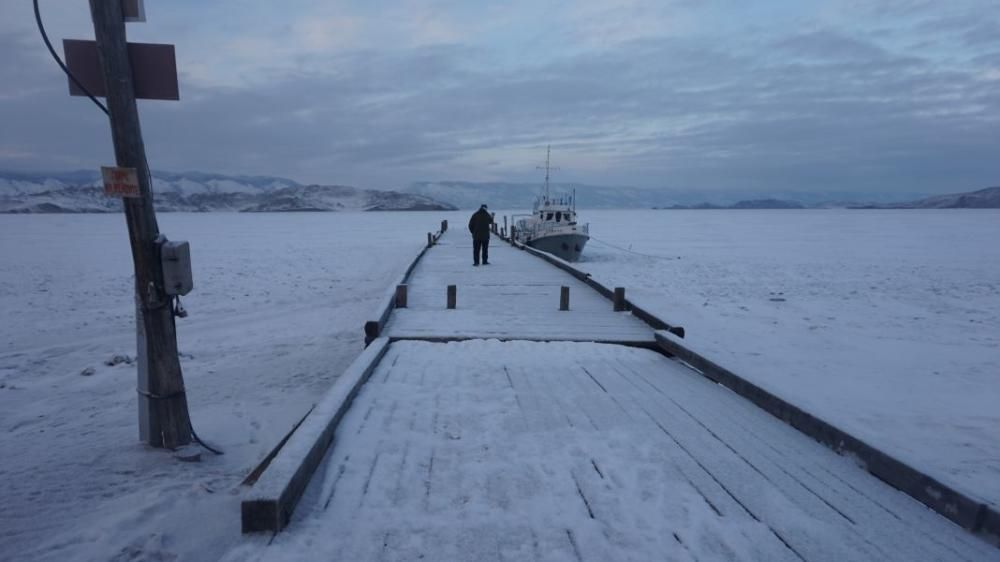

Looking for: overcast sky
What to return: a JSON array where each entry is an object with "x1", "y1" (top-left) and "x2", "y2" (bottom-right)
[{"x1": 1, "y1": 0, "x2": 998, "y2": 193}]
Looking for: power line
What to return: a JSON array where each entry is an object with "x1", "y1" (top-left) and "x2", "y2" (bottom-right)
[{"x1": 33, "y1": 0, "x2": 109, "y2": 116}]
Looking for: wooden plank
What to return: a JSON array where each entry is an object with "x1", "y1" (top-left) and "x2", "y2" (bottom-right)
[
  {"x1": 241, "y1": 405, "x2": 316, "y2": 486},
  {"x1": 362, "y1": 225, "x2": 443, "y2": 345},
  {"x1": 615, "y1": 352, "x2": 999, "y2": 558},
  {"x1": 258, "y1": 340, "x2": 995, "y2": 559},
  {"x1": 653, "y1": 330, "x2": 1000, "y2": 546},
  {"x1": 509, "y1": 238, "x2": 685, "y2": 337},
  {"x1": 388, "y1": 309, "x2": 654, "y2": 342},
  {"x1": 389, "y1": 335, "x2": 659, "y2": 349},
  {"x1": 242, "y1": 338, "x2": 391, "y2": 533}
]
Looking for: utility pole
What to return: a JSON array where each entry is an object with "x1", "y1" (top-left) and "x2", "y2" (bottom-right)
[{"x1": 88, "y1": 0, "x2": 192, "y2": 448}]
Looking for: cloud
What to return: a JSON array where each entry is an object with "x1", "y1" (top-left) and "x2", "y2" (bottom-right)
[
  {"x1": 1, "y1": 1, "x2": 998, "y2": 194},
  {"x1": 774, "y1": 30, "x2": 889, "y2": 61}
]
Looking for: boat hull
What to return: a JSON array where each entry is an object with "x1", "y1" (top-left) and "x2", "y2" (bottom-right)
[{"x1": 527, "y1": 233, "x2": 589, "y2": 262}]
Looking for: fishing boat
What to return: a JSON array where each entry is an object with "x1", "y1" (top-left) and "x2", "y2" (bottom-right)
[{"x1": 512, "y1": 146, "x2": 589, "y2": 262}]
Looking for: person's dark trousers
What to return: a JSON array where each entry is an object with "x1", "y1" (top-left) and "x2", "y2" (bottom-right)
[{"x1": 473, "y1": 238, "x2": 490, "y2": 265}]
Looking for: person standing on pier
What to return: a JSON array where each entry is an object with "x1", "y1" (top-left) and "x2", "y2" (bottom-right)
[{"x1": 468, "y1": 204, "x2": 494, "y2": 266}]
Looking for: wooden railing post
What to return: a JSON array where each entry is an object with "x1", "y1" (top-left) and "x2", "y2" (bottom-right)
[
  {"x1": 364, "y1": 321, "x2": 380, "y2": 346},
  {"x1": 613, "y1": 287, "x2": 626, "y2": 311},
  {"x1": 427, "y1": 232, "x2": 433, "y2": 247},
  {"x1": 559, "y1": 286, "x2": 570, "y2": 311},
  {"x1": 395, "y1": 284, "x2": 407, "y2": 308},
  {"x1": 447, "y1": 285, "x2": 457, "y2": 309},
  {"x1": 441, "y1": 219, "x2": 448, "y2": 232}
]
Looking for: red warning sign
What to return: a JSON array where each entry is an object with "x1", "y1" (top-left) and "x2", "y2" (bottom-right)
[{"x1": 101, "y1": 166, "x2": 141, "y2": 198}]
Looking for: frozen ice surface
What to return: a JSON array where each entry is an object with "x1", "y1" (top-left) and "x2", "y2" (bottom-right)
[{"x1": 0, "y1": 212, "x2": 445, "y2": 561}]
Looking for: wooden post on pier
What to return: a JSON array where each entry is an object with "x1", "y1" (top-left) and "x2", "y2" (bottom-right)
[
  {"x1": 559, "y1": 286, "x2": 570, "y2": 311},
  {"x1": 503, "y1": 215, "x2": 508, "y2": 235},
  {"x1": 427, "y1": 232, "x2": 433, "y2": 247},
  {"x1": 510, "y1": 226, "x2": 516, "y2": 244},
  {"x1": 441, "y1": 220, "x2": 448, "y2": 233},
  {"x1": 613, "y1": 287, "x2": 626, "y2": 311},
  {"x1": 395, "y1": 284, "x2": 407, "y2": 308},
  {"x1": 447, "y1": 285, "x2": 457, "y2": 309},
  {"x1": 364, "y1": 321, "x2": 379, "y2": 346}
]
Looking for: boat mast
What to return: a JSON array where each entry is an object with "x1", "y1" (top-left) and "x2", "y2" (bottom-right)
[
  {"x1": 544, "y1": 145, "x2": 551, "y2": 202},
  {"x1": 537, "y1": 145, "x2": 558, "y2": 204}
]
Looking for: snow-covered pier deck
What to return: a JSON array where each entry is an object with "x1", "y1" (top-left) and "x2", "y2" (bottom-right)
[
  {"x1": 235, "y1": 228, "x2": 998, "y2": 561},
  {"x1": 385, "y1": 231, "x2": 654, "y2": 344}
]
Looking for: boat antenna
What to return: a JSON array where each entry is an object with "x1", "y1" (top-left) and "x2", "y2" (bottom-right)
[{"x1": 536, "y1": 145, "x2": 559, "y2": 203}]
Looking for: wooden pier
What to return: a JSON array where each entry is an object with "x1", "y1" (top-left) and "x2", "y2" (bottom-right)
[
  {"x1": 386, "y1": 232, "x2": 654, "y2": 344},
  {"x1": 234, "y1": 226, "x2": 999, "y2": 561}
]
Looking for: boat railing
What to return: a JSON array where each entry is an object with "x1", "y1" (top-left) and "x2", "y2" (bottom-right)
[{"x1": 514, "y1": 219, "x2": 589, "y2": 240}]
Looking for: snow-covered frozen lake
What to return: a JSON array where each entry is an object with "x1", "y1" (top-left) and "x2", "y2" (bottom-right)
[
  {"x1": 0, "y1": 212, "x2": 435, "y2": 561},
  {"x1": 1, "y1": 209, "x2": 998, "y2": 560}
]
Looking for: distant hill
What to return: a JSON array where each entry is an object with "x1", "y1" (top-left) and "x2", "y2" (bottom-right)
[
  {"x1": 863, "y1": 186, "x2": 1000, "y2": 209},
  {"x1": 661, "y1": 199, "x2": 805, "y2": 210},
  {"x1": 8, "y1": 170, "x2": 988, "y2": 211},
  {"x1": 849, "y1": 186, "x2": 1000, "y2": 209},
  {"x1": 400, "y1": 180, "x2": 929, "y2": 209},
  {"x1": 0, "y1": 171, "x2": 455, "y2": 213},
  {"x1": 403, "y1": 181, "x2": 667, "y2": 209},
  {"x1": 732, "y1": 198, "x2": 805, "y2": 209}
]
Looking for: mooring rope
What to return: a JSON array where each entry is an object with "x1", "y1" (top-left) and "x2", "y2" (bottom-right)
[{"x1": 588, "y1": 236, "x2": 679, "y2": 261}]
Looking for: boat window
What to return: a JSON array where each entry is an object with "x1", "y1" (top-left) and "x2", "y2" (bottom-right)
[
  {"x1": 556, "y1": 212, "x2": 562, "y2": 222},
  {"x1": 546, "y1": 213, "x2": 553, "y2": 220}
]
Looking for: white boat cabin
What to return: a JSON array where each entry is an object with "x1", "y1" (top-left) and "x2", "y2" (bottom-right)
[{"x1": 514, "y1": 193, "x2": 589, "y2": 243}]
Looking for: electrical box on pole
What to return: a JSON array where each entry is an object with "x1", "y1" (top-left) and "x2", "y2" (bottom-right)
[{"x1": 160, "y1": 240, "x2": 193, "y2": 296}]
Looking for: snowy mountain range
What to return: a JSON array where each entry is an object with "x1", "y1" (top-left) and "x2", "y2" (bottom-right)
[
  {"x1": 0, "y1": 171, "x2": 456, "y2": 213},
  {"x1": 399, "y1": 180, "x2": 935, "y2": 209},
  {"x1": 851, "y1": 186, "x2": 1000, "y2": 209},
  {"x1": 3, "y1": 171, "x2": 997, "y2": 212}
]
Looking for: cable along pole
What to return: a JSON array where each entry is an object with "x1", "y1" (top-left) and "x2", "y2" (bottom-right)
[{"x1": 88, "y1": 0, "x2": 192, "y2": 448}]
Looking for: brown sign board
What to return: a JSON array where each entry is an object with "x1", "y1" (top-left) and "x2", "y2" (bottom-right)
[
  {"x1": 124, "y1": 0, "x2": 146, "y2": 22},
  {"x1": 101, "y1": 166, "x2": 141, "y2": 198},
  {"x1": 64, "y1": 39, "x2": 179, "y2": 101}
]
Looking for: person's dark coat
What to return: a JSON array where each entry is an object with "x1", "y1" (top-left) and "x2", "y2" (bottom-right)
[{"x1": 468, "y1": 208, "x2": 493, "y2": 241}]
